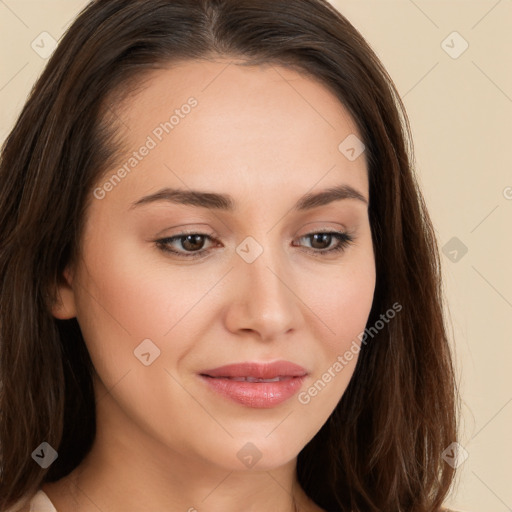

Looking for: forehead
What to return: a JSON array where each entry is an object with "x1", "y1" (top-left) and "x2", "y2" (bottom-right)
[{"x1": 99, "y1": 58, "x2": 368, "y2": 208}]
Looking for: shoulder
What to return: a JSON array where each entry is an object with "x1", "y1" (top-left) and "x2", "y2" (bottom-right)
[
  {"x1": 4, "y1": 490, "x2": 57, "y2": 512},
  {"x1": 29, "y1": 489, "x2": 57, "y2": 511}
]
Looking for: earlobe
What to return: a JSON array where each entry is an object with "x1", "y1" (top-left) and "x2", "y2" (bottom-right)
[{"x1": 51, "y1": 266, "x2": 77, "y2": 319}]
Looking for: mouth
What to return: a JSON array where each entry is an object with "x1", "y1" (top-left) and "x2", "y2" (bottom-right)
[
  {"x1": 198, "y1": 360, "x2": 308, "y2": 408},
  {"x1": 200, "y1": 360, "x2": 308, "y2": 379},
  {"x1": 205, "y1": 375, "x2": 294, "y2": 382}
]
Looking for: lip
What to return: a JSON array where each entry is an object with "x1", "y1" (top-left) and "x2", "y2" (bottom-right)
[
  {"x1": 201, "y1": 361, "x2": 308, "y2": 379},
  {"x1": 199, "y1": 360, "x2": 308, "y2": 408}
]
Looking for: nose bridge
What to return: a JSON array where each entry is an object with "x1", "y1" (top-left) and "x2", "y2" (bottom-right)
[
  {"x1": 241, "y1": 237, "x2": 285, "y2": 296},
  {"x1": 228, "y1": 231, "x2": 300, "y2": 338}
]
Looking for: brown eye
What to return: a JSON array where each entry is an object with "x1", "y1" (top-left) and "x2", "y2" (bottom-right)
[
  {"x1": 309, "y1": 233, "x2": 334, "y2": 250},
  {"x1": 180, "y1": 234, "x2": 207, "y2": 252},
  {"x1": 156, "y1": 232, "x2": 218, "y2": 259},
  {"x1": 294, "y1": 231, "x2": 354, "y2": 256}
]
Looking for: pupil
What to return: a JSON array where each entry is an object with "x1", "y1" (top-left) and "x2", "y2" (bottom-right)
[
  {"x1": 311, "y1": 233, "x2": 331, "y2": 249},
  {"x1": 183, "y1": 235, "x2": 204, "y2": 251}
]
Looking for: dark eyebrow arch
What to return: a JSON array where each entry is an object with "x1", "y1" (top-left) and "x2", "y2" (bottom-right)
[{"x1": 129, "y1": 184, "x2": 368, "y2": 211}]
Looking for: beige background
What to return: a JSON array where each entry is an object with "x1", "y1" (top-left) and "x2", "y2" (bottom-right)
[{"x1": 1, "y1": 1, "x2": 511, "y2": 510}]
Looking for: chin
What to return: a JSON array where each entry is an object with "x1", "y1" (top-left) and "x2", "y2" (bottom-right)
[{"x1": 198, "y1": 431, "x2": 310, "y2": 472}]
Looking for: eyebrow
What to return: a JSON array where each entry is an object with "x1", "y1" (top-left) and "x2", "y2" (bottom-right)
[{"x1": 129, "y1": 184, "x2": 368, "y2": 212}]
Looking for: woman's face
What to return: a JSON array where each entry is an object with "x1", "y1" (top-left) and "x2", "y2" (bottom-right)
[{"x1": 54, "y1": 59, "x2": 376, "y2": 471}]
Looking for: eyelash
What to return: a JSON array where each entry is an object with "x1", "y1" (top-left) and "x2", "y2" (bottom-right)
[{"x1": 155, "y1": 230, "x2": 355, "y2": 259}]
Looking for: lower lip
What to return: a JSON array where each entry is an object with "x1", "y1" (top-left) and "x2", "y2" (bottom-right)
[{"x1": 199, "y1": 375, "x2": 306, "y2": 408}]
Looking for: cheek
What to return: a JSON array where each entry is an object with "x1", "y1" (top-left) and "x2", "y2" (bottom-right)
[
  {"x1": 305, "y1": 254, "x2": 376, "y2": 351},
  {"x1": 295, "y1": 271, "x2": 375, "y2": 427},
  {"x1": 297, "y1": 249, "x2": 375, "y2": 402},
  {"x1": 75, "y1": 218, "x2": 224, "y2": 331},
  {"x1": 324, "y1": 271, "x2": 375, "y2": 345},
  {"x1": 71, "y1": 239, "x2": 221, "y2": 388}
]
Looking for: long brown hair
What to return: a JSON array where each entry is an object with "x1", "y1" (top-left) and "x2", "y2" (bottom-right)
[{"x1": 0, "y1": 1, "x2": 459, "y2": 510}]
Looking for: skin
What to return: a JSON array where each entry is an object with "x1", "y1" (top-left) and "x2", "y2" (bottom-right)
[{"x1": 44, "y1": 59, "x2": 376, "y2": 512}]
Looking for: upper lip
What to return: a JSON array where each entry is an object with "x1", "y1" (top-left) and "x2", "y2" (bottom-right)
[{"x1": 200, "y1": 360, "x2": 308, "y2": 379}]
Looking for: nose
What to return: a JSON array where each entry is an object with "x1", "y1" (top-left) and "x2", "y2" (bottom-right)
[{"x1": 223, "y1": 240, "x2": 304, "y2": 341}]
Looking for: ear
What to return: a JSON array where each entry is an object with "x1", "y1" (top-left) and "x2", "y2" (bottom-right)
[{"x1": 51, "y1": 266, "x2": 77, "y2": 319}]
